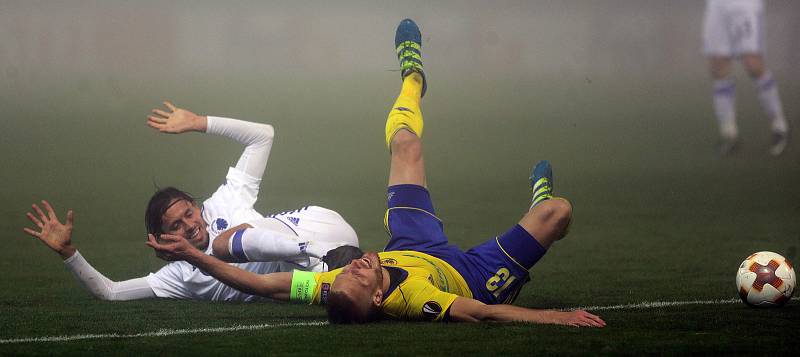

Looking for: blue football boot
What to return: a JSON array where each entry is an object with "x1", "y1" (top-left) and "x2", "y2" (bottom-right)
[
  {"x1": 530, "y1": 160, "x2": 553, "y2": 207},
  {"x1": 395, "y1": 18, "x2": 427, "y2": 97}
]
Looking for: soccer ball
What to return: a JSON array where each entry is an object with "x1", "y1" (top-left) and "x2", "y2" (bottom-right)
[{"x1": 736, "y1": 251, "x2": 795, "y2": 307}]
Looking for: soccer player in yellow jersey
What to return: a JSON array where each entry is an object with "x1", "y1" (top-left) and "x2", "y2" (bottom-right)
[{"x1": 147, "y1": 18, "x2": 605, "y2": 327}]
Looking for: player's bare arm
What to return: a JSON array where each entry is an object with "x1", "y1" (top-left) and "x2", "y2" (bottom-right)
[
  {"x1": 448, "y1": 297, "x2": 606, "y2": 327},
  {"x1": 210, "y1": 223, "x2": 253, "y2": 262},
  {"x1": 147, "y1": 101, "x2": 208, "y2": 134},
  {"x1": 23, "y1": 200, "x2": 76, "y2": 260},
  {"x1": 147, "y1": 234, "x2": 293, "y2": 300}
]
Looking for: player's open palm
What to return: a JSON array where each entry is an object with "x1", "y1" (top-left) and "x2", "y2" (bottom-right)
[
  {"x1": 558, "y1": 309, "x2": 606, "y2": 328},
  {"x1": 147, "y1": 101, "x2": 206, "y2": 134},
  {"x1": 23, "y1": 200, "x2": 75, "y2": 258}
]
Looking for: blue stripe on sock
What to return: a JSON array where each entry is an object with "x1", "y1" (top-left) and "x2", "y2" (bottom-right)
[
  {"x1": 231, "y1": 229, "x2": 248, "y2": 261},
  {"x1": 714, "y1": 84, "x2": 735, "y2": 96},
  {"x1": 759, "y1": 78, "x2": 775, "y2": 91}
]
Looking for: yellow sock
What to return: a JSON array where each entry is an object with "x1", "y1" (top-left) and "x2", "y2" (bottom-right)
[{"x1": 385, "y1": 72, "x2": 424, "y2": 149}]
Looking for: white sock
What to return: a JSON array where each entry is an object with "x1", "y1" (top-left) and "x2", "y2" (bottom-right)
[
  {"x1": 713, "y1": 77, "x2": 738, "y2": 139},
  {"x1": 755, "y1": 71, "x2": 788, "y2": 133},
  {"x1": 228, "y1": 228, "x2": 308, "y2": 262}
]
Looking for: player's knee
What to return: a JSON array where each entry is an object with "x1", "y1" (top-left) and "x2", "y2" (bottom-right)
[
  {"x1": 391, "y1": 130, "x2": 423, "y2": 162},
  {"x1": 709, "y1": 57, "x2": 732, "y2": 79},
  {"x1": 539, "y1": 198, "x2": 572, "y2": 239},
  {"x1": 742, "y1": 56, "x2": 765, "y2": 78}
]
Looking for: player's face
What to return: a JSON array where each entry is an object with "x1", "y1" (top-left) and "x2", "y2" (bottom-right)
[
  {"x1": 160, "y1": 199, "x2": 209, "y2": 250},
  {"x1": 334, "y1": 252, "x2": 384, "y2": 304}
]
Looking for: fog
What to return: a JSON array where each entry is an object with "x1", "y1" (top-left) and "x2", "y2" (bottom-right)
[{"x1": 2, "y1": 0, "x2": 798, "y2": 85}]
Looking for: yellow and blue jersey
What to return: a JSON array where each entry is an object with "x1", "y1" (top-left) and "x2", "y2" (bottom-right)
[
  {"x1": 311, "y1": 251, "x2": 472, "y2": 321},
  {"x1": 303, "y1": 184, "x2": 548, "y2": 322}
]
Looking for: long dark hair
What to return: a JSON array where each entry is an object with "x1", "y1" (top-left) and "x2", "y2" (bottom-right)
[{"x1": 145, "y1": 187, "x2": 195, "y2": 237}]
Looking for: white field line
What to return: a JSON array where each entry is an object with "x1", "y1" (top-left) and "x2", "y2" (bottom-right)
[
  {"x1": 3, "y1": 296, "x2": 799, "y2": 344},
  {"x1": 0, "y1": 321, "x2": 327, "y2": 344},
  {"x1": 571, "y1": 296, "x2": 800, "y2": 311}
]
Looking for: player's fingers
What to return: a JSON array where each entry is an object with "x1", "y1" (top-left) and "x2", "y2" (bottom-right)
[
  {"x1": 159, "y1": 233, "x2": 183, "y2": 242},
  {"x1": 151, "y1": 109, "x2": 171, "y2": 119},
  {"x1": 148, "y1": 115, "x2": 168, "y2": 124},
  {"x1": 41, "y1": 200, "x2": 58, "y2": 221},
  {"x1": 26, "y1": 212, "x2": 44, "y2": 228},
  {"x1": 145, "y1": 234, "x2": 162, "y2": 249},
  {"x1": 579, "y1": 311, "x2": 605, "y2": 323},
  {"x1": 66, "y1": 210, "x2": 74, "y2": 227},
  {"x1": 163, "y1": 101, "x2": 177, "y2": 112},
  {"x1": 147, "y1": 120, "x2": 165, "y2": 131},
  {"x1": 32, "y1": 204, "x2": 47, "y2": 222},
  {"x1": 23, "y1": 227, "x2": 41, "y2": 238},
  {"x1": 587, "y1": 313, "x2": 606, "y2": 326}
]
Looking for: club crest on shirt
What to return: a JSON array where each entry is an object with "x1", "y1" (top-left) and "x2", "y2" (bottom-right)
[
  {"x1": 422, "y1": 301, "x2": 442, "y2": 320},
  {"x1": 210, "y1": 217, "x2": 228, "y2": 234}
]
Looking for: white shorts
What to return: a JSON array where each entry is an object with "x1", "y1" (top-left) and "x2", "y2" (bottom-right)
[
  {"x1": 251, "y1": 206, "x2": 359, "y2": 272},
  {"x1": 703, "y1": 0, "x2": 765, "y2": 57}
]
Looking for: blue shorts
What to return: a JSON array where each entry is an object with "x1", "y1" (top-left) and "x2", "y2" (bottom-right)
[{"x1": 384, "y1": 184, "x2": 548, "y2": 305}]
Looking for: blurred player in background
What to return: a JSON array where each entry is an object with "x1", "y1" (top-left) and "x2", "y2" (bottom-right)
[
  {"x1": 22, "y1": 102, "x2": 361, "y2": 301},
  {"x1": 703, "y1": 0, "x2": 789, "y2": 156},
  {"x1": 147, "y1": 19, "x2": 605, "y2": 327}
]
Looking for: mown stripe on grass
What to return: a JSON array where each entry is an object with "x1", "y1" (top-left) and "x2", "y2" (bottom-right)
[
  {"x1": 3, "y1": 296, "x2": 799, "y2": 344},
  {"x1": 0, "y1": 321, "x2": 327, "y2": 344},
  {"x1": 574, "y1": 296, "x2": 800, "y2": 311}
]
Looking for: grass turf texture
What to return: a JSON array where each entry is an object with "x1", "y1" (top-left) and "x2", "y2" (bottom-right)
[{"x1": 1, "y1": 74, "x2": 798, "y2": 355}]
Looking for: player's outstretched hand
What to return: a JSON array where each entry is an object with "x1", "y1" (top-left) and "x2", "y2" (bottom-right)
[
  {"x1": 146, "y1": 233, "x2": 198, "y2": 262},
  {"x1": 23, "y1": 200, "x2": 76, "y2": 259},
  {"x1": 147, "y1": 101, "x2": 207, "y2": 134},
  {"x1": 557, "y1": 310, "x2": 606, "y2": 328}
]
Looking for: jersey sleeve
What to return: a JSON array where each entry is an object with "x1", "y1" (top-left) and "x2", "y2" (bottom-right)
[
  {"x1": 311, "y1": 269, "x2": 342, "y2": 305},
  {"x1": 204, "y1": 166, "x2": 261, "y2": 215},
  {"x1": 145, "y1": 262, "x2": 193, "y2": 299},
  {"x1": 63, "y1": 251, "x2": 157, "y2": 301},
  {"x1": 384, "y1": 277, "x2": 459, "y2": 322},
  {"x1": 206, "y1": 116, "x2": 274, "y2": 182}
]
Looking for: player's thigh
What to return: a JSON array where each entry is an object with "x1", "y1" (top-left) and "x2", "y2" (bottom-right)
[
  {"x1": 728, "y1": 3, "x2": 765, "y2": 55},
  {"x1": 703, "y1": 2, "x2": 732, "y2": 57},
  {"x1": 462, "y1": 226, "x2": 547, "y2": 304},
  {"x1": 268, "y1": 206, "x2": 359, "y2": 247},
  {"x1": 384, "y1": 184, "x2": 449, "y2": 251}
]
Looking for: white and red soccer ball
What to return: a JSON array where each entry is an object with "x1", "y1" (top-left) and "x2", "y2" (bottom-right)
[{"x1": 736, "y1": 251, "x2": 795, "y2": 307}]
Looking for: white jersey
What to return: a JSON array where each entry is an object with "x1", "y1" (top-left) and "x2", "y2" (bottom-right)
[
  {"x1": 145, "y1": 165, "x2": 283, "y2": 301},
  {"x1": 143, "y1": 116, "x2": 358, "y2": 301},
  {"x1": 703, "y1": 0, "x2": 765, "y2": 56},
  {"x1": 65, "y1": 115, "x2": 358, "y2": 302}
]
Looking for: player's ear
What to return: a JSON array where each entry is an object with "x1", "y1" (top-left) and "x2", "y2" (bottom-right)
[{"x1": 372, "y1": 289, "x2": 383, "y2": 307}]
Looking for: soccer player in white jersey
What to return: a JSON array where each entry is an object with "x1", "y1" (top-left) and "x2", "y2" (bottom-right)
[
  {"x1": 703, "y1": 0, "x2": 789, "y2": 156},
  {"x1": 22, "y1": 101, "x2": 360, "y2": 302}
]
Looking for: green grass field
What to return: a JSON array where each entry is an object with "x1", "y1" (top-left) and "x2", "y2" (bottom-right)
[{"x1": 1, "y1": 72, "x2": 798, "y2": 355}]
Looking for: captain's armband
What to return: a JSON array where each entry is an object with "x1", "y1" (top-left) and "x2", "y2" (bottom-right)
[{"x1": 290, "y1": 270, "x2": 316, "y2": 304}]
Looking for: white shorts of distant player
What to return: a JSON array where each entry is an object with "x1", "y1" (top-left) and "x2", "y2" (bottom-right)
[
  {"x1": 703, "y1": 0, "x2": 765, "y2": 57},
  {"x1": 250, "y1": 206, "x2": 359, "y2": 271}
]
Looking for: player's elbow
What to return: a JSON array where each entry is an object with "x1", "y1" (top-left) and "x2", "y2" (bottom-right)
[
  {"x1": 90, "y1": 288, "x2": 124, "y2": 301},
  {"x1": 211, "y1": 236, "x2": 233, "y2": 261},
  {"x1": 259, "y1": 123, "x2": 275, "y2": 143}
]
